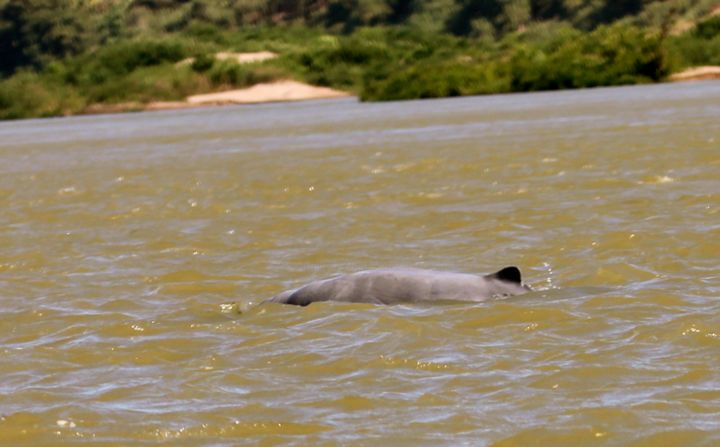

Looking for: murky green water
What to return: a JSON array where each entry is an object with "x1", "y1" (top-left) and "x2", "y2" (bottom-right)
[{"x1": 1, "y1": 81, "x2": 719, "y2": 446}]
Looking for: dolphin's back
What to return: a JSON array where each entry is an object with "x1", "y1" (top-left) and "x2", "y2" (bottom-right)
[{"x1": 265, "y1": 267, "x2": 529, "y2": 306}]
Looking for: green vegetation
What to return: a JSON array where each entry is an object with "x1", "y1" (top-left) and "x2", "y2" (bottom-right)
[
  {"x1": 1, "y1": 0, "x2": 719, "y2": 120},
  {"x1": 666, "y1": 14, "x2": 720, "y2": 67}
]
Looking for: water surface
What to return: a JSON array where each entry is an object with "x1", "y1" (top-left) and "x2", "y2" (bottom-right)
[{"x1": 1, "y1": 82, "x2": 719, "y2": 446}]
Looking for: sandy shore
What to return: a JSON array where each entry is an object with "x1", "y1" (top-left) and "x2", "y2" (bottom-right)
[
  {"x1": 87, "y1": 64, "x2": 719, "y2": 116},
  {"x1": 669, "y1": 66, "x2": 720, "y2": 82},
  {"x1": 141, "y1": 80, "x2": 351, "y2": 112},
  {"x1": 186, "y1": 80, "x2": 351, "y2": 105},
  {"x1": 152, "y1": 52, "x2": 351, "y2": 111},
  {"x1": 84, "y1": 80, "x2": 352, "y2": 115}
]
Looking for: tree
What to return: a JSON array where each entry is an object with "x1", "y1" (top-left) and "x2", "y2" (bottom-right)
[
  {"x1": 446, "y1": 0, "x2": 503, "y2": 35},
  {"x1": 0, "y1": 0, "x2": 88, "y2": 76},
  {"x1": 530, "y1": 0, "x2": 566, "y2": 20},
  {"x1": 386, "y1": 0, "x2": 418, "y2": 24},
  {"x1": 590, "y1": 0, "x2": 644, "y2": 25}
]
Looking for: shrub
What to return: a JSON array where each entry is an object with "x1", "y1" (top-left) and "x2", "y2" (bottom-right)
[
  {"x1": 0, "y1": 72, "x2": 85, "y2": 120},
  {"x1": 91, "y1": 39, "x2": 188, "y2": 76},
  {"x1": 207, "y1": 61, "x2": 280, "y2": 88},
  {"x1": 0, "y1": 0, "x2": 91, "y2": 76},
  {"x1": 666, "y1": 34, "x2": 720, "y2": 69},
  {"x1": 191, "y1": 53, "x2": 215, "y2": 72},
  {"x1": 664, "y1": 15, "x2": 720, "y2": 70},
  {"x1": 82, "y1": 64, "x2": 208, "y2": 103},
  {"x1": 362, "y1": 58, "x2": 508, "y2": 101},
  {"x1": 693, "y1": 14, "x2": 720, "y2": 39},
  {"x1": 509, "y1": 23, "x2": 667, "y2": 91},
  {"x1": 57, "y1": 37, "x2": 193, "y2": 97}
]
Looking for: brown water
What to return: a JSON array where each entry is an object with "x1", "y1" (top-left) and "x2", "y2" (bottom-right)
[{"x1": 1, "y1": 81, "x2": 719, "y2": 446}]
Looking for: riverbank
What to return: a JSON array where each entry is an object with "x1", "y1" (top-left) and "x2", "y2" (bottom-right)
[
  {"x1": 76, "y1": 52, "x2": 351, "y2": 114},
  {"x1": 82, "y1": 80, "x2": 352, "y2": 114},
  {"x1": 2, "y1": 11, "x2": 719, "y2": 120},
  {"x1": 83, "y1": 71, "x2": 718, "y2": 117},
  {"x1": 669, "y1": 66, "x2": 720, "y2": 81}
]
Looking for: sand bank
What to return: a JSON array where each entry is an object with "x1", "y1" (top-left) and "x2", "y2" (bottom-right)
[
  {"x1": 85, "y1": 80, "x2": 351, "y2": 115},
  {"x1": 185, "y1": 80, "x2": 351, "y2": 105},
  {"x1": 176, "y1": 51, "x2": 277, "y2": 67},
  {"x1": 669, "y1": 66, "x2": 720, "y2": 82}
]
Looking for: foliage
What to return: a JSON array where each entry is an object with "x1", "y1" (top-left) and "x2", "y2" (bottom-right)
[
  {"x1": 206, "y1": 60, "x2": 281, "y2": 88},
  {"x1": 694, "y1": 14, "x2": 720, "y2": 40},
  {"x1": 362, "y1": 59, "x2": 508, "y2": 101},
  {"x1": 0, "y1": 0, "x2": 719, "y2": 119},
  {"x1": 0, "y1": 71, "x2": 85, "y2": 119},
  {"x1": 0, "y1": 0, "x2": 89, "y2": 76},
  {"x1": 509, "y1": 23, "x2": 668, "y2": 91},
  {"x1": 665, "y1": 15, "x2": 720, "y2": 69}
]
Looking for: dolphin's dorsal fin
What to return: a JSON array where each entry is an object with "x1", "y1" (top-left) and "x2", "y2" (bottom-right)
[{"x1": 488, "y1": 266, "x2": 522, "y2": 284}]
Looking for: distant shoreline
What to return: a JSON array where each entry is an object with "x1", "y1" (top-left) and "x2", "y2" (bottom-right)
[
  {"x1": 3, "y1": 3, "x2": 719, "y2": 122},
  {"x1": 81, "y1": 52, "x2": 354, "y2": 116},
  {"x1": 77, "y1": 68, "x2": 720, "y2": 118},
  {"x1": 668, "y1": 66, "x2": 720, "y2": 82},
  {"x1": 82, "y1": 80, "x2": 353, "y2": 116}
]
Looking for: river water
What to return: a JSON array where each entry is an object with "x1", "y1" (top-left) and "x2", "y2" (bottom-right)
[{"x1": 1, "y1": 81, "x2": 719, "y2": 446}]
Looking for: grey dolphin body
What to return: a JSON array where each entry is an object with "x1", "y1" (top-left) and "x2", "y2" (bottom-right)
[{"x1": 265, "y1": 266, "x2": 531, "y2": 306}]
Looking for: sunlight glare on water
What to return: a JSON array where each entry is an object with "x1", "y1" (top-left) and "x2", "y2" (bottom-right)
[{"x1": 1, "y1": 82, "x2": 720, "y2": 446}]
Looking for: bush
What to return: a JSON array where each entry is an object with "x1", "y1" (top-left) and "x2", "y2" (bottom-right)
[
  {"x1": 0, "y1": 0, "x2": 91, "y2": 76},
  {"x1": 665, "y1": 15, "x2": 720, "y2": 70},
  {"x1": 0, "y1": 72, "x2": 85, "y2": 120},
  {"x1": 291, "y1": 32, "x2": 393, "y2": 90},
  {"x1": 288, "y1": 26, "x2": 465, "y2": 92},
  {"x1": 362, "y1": 59, "x2": 507, "y2": 101},
  {"x1": 666, "y1": 34, "x2": 720, "y2": 69},
  {"x1": 82, "y1": 64, "x2": 209, "y2": 103},
  {"x1": 207, "y1": 61, "x2": 280, "y2": 88},
  {"x1": 509, "y1": 23, "x2": 667, "y2": 91},
  {"x1": 693, "y1": 14, "x2": 720, "y2": 39},
  {"x1": 48, "y1": 38, "x2": 187, "y2": 92},
  {"x1": 183, "y1": 21, "x2": 230, "y2": 44},
  {"x1": 90, "y1": 39, "x2": 188, "y2": 76},
  {"x1": 191, "y1": 53, "x2": 215, "y2": 72}
]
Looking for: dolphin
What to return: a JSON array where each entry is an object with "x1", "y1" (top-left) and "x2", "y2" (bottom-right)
[{"x1": 264, "y1": 266, "x2": 531, "y2": 306}]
